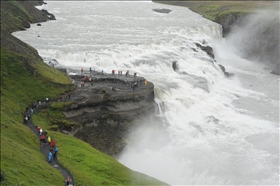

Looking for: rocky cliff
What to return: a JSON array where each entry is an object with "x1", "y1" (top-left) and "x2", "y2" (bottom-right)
[{"x1": 63, "y1": 71, "x2": 157, "y2": 156}]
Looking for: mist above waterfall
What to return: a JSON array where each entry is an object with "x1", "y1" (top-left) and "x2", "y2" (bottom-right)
[{"x1": 226, "y1": 5, "x2": 279, "y2": 73}]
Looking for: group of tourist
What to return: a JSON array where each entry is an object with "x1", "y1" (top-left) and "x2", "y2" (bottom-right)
[
  {"x1": 79, "y1": 67, "x2": 148, "y2": 92},
  {"x1": 23, "y1": 99, "x2": 73, "y2": 185},
  {"x1": 37, "y1": 125, "x2": 58, "y2": 162}
]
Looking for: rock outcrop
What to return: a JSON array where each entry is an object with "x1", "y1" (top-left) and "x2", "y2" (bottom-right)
[
  {"x1": 195, "y1": 43, "x2": 215, "y2": 59},
  {"x1": 152, "y1": 8, "x2": 172, "y2": 14},
  {"x1": 63, "y1": 71, "x2": 156, "y2": 156}
]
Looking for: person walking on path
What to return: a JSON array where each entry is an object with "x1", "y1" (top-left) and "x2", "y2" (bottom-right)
[
  {"x1": 49, "y1": 146, "x2": 53, "y2": 153},
  {"x1": 48, "y1": 151, "x2": 53, "y2": 163},
  {"x1": 48, "y1": 136, "x2": 51, "y2": 144},
  {"x1": 37, "y1": 126, "x2": 41, "y2": 134},
  {"x1": 39, "y1": 128, "x2": 43, "y2": 136},
  {"x1": 51, "y1": 139, "x2": 55, "y2": 148},
  {"x1": 65, "y1": 176, "x2": 72, "y2": 186},
  {"x1": 53, "y1": 147, "x2": 58, "y2": 159},
  {"x1": 40, "y1": 134, "x2": 46, "y2": 147}
]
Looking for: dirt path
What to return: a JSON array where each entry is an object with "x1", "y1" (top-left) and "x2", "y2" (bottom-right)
[{"x1": 24, "y1": 107, "x2": 75, "y2": 186}]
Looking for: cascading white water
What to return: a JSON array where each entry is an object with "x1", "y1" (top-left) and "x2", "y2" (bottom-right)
[{"x1": 13, "y1": 1, "x2": 279, "y2": 185}]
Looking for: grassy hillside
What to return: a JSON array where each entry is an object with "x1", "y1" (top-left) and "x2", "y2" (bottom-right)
[
  {"x1": 153, "y1": 1, "x2": 274, "y2": 23},
  {"x1": 1, "y1": 48, "x2": 73, "y2": 185},
  {"x1": 1, "y1": 1, "x2": 168, "y2": 185}
]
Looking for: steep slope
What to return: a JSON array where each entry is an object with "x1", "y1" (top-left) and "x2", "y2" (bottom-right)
[{"x1": 1, "y1": 1, "x2": 168, "y2": 185}]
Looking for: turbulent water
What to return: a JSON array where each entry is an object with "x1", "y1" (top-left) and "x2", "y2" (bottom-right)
[{"x1": 13, "y1": 1, "x2": 279, "y2": 185}]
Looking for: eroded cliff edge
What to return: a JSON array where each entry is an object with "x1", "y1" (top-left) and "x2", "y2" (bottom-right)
[{"x1": 63, "y1": 71, "x2": 157, "y2": 156}]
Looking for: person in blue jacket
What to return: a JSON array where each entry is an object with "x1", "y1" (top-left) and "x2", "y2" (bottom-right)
[
  {"x1": 53, "y1": 147, "x2": 58, "y2": 159},
  {"x1": 48, "y1": 151, "x2": 53, "y2": 162}
]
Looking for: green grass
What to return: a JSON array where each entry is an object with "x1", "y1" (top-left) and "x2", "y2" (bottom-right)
[
  {"x1": 31, "y1": 106, "x2": 167, "y2": 186},
  {"x1": 1, "y1": 1, "x2": 168, "y2": 185},
  {"x1": 37, "y1": 130, "x2": 167, "y2": 186},
  {"x1": 1, "y1": 1, "x2": 31, "y2": 33},
  {"x1": 154, "y1": 1, "x2": 275, "y2": 23},
  {"x1": 1, "y1": 49, "x2": 71, "y2": 185}
]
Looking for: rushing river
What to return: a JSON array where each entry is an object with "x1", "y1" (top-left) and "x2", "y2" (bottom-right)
[{"x1": 13, "y1": 1, "x2": 279, "y2": 185}]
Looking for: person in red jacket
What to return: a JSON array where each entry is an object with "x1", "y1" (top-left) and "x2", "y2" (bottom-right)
[
  {"x1": 50, "y1": 139, "x2": 55, "y2": 148},
  {"x1": 37, "y1": 126, "x2": 41, "y2": 134},
  {"x1": 65, "y1": 176, "x2": 72, "y2": 186},
  {"x1": 41, "y1": 134, "x2": 45, "y2": 147}
]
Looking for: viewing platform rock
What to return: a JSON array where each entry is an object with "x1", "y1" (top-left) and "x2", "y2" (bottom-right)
[
  {"x1": 66, "y1": 70, "x2": 153, "y2": 100},
  {"x1": 57, "y1": 68, "x2": 157, "y2": 156}
]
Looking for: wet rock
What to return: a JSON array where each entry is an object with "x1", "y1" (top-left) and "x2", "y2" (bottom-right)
[
  {"x1": 152, "y1": 8, "x2": 172, "y2": 14},
  {"x1": 221, "y1": 14, "x2": 236, "y2": 37},
  {"x1": 172, "y1": 61, "x2": 179, "y2": 72},
  {"x1": 41, "y1": 9, "x2": 56, "y2": 20},
  {"x1": 37, "y1": 23, "x2": 41, "y2": 26},
  {"x1": 218, "y1": 64, "x2": 234, "y2": 78},
  {"x1": 195, "y1": 43, "x2": 215, "y2": 59}
]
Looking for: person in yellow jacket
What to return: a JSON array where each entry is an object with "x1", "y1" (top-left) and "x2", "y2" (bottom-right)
[{"x1": 48, "y1": 136, "x2": 51, "y2": 144}]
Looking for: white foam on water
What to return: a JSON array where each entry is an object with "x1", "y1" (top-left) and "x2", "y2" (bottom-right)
[{"x1": 12, "y1": 1, "x2": 279, "y2": 185}]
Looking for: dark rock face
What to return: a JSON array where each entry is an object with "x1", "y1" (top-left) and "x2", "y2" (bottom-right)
[
  {"x1": 41, "y1": 9, "x2": 56, "y2": 20},
  {"x1": 220, "y1": 13, "x2": 248, "y2": 37},
  {"x1": 195, "y1": 43, "x2": 215, "y2": 59},
  {"x1": 221, "y1": 14, "x2": 237, "y2": 37},
  {"x1": 64, "y1": 72, "x2": 156, "y2": 156},
  {"x1": 228, "y1": 9, "x2": 279, "y2": 75},
  {"x1": 172, "y1": 61, "x2": 179, "y2": 72},
  {"x1": 218, "y1": 64, "x2": 234, "y2": 78}
]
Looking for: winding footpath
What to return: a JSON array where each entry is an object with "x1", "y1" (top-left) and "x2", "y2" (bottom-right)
[{"x1": 24, "y1": 107, "x2": 75, "y2": 186}]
